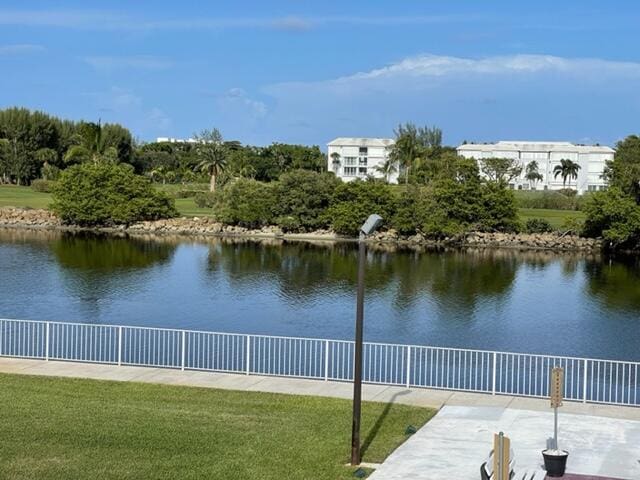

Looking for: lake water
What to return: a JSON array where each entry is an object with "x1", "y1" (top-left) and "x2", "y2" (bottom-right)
[{"x1": 0, "y1": 229, "x2": 638, "y2": 361}]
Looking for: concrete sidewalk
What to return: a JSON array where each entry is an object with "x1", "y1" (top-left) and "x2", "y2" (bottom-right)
[{"x1": 0, "y1": 357, "x2": 638, "y2": 420}]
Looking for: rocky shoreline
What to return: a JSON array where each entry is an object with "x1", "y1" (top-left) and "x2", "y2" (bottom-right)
[{"x1": 0, "y1": 207, "x2": 603, "y2": 252}]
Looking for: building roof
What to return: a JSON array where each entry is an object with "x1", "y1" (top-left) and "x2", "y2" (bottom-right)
[
  {"x1": 327, "y1": 137, "x2": 395, "y2": 147},
  {"x1": 457, "y1": 141, "x2": 615, "y2": 154}
]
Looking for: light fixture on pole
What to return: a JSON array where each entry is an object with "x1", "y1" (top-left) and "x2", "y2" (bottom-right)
[{"x1": 351, "y1": 213, "x2": 383, "y2": 466}]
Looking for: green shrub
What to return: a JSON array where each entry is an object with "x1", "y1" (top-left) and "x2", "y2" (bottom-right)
[
  {"x1": 523, "y1": 218, "x2": 554, "y2": 234},
  {"x1": 582, "y1": 187, "x2": 640, "y2": 246},
  {"x1": 391, "y1": 186, "x2": 420, "y2": 235},
  {"x1": 31, "y1": 179, "x2": 57, "y2": 193},
  {"x1": 41, "y1": 164, "x2": 61, "y2": 181},
  {"x1": 193, "y1": 191, "x2": 216, "y2": 208},
  {"x1": 476, "y1": 182, "x2": 520, "y2": 232},
  {"x1": 212, "y1": 178, "x2": 276, "y2": 228},
  {"x1": 325, "y1": 180, "x2": 396, "y2": 236},
  {"x1": 272, "y1": 170, "x2": 340, "y2": 232},
  {"x1": 560, "y1": 217, "x2": 584, "y2": 235},
  {"x1": 51, "y1": 162, "x2": 178, "y2": 226}
]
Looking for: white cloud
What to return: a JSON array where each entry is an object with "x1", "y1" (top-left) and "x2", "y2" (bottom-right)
[
  {"x1": 0, "y1": 44, "x2": 45, "y2": 55},
  {"x1": 83, "y1": 55, "x2": 173, "y2": 71},
  {"x1": 275, "y1": 54, "x2": 640, "y2": 88},
  {"x1": 258, "y1": 53, "x2": 640, "y2": 146}
]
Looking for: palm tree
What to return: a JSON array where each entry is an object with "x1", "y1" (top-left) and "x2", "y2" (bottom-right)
[
  {"x1": 525, "y1": 161, "x2": 544, "y2": 190},
  {"x1": 375, "y1": 157, "x2": 398, "y2": 183},
  {"x1": 192, "y1": 128, "x2": 227, "y2": 192},
  {"x1": 390, "y1": 123, "x2": 421, "y2": 184},
  {"x1": 553, "y1": 159, "x2": 581, "y2": 189},
  {"x1": 330, "y1": 152, "x2": 341, "y2": 173},
  {"x1": 63, "y1": 121, "x2": 118, "y2": 164}
]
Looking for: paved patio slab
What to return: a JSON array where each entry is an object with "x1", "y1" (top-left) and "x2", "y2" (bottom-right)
[{"x1": 369, "y1": 406, "x2": 640, "y2": 480}]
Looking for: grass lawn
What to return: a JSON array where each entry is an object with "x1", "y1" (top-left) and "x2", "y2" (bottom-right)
[
  {"x1": 518, "y1": 208, "x2": 586, "y2": 229},
  {"x1": 0, "y1": 185, "x2": 213, "y2": 218},
  {"x1": 0, "y1": 373, "x2": 434, "y2": 480},
  {"x1": 0, "y1": 184, "x2": 52, "y2": 209}
]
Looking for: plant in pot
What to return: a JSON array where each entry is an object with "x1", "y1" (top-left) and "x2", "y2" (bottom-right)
[{"x1": 542, "y1": 367, "x2": 569, "y2": 477}]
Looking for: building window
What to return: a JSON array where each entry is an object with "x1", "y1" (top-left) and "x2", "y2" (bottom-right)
[
  {"x1": 359, "y1": 157, "x2": 368, "y2": 166},
  {"x1": 344, "y1": 167, "x2": 357, "y2": 176},
  {"x1": 359, "y1": 147, "x2": 368, "y2": 155},
  {"x1": 344, "y1": 157, "x2": 356, "y2": 166},
  {"x1": 588, "y1": 185, "x2": 597, "y2": 192},
  {"x1": 358, "y1": 167, "x2": 367, "y2": 175}
]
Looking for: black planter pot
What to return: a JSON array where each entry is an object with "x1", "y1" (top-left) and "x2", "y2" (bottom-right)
[{"x1": 542, "y1": 449, "x2": 569, "y2": 477}]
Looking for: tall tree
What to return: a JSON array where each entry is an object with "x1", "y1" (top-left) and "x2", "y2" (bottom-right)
[
  {"x1": 603, "y1": 135, "x2": 640, "y2": 202},
  {"x1": 194, "y1": 128, "x2": 227, "y2": 192},
  {"x1": 553, "y1": 159, "x2": 581, "y2": 189},
  {"x1": 389, "y1": 123, "x2": 442, "y2": 184},
  {"x1": 330, "y1": 152, "x2": 341, "y2": 174},
  {"x1": 64, "y1": 121, "x2": 118, "y2": 164},
  {"x1": 480, "y1": 157, "x2": 523, "y2": 185},
  {"x1": 375, "y1": 156, "x2": 398, "y2": 183},
  {"x1": 525, "y1": 161, "x2": 544, "y2": 189}
]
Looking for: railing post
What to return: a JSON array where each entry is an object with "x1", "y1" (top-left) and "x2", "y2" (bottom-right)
[
  {"x1": 404, "y1": 346, "x2": 411, "y2": 388},
  {"x1": 492, "y1": 352, "x2": 497, "y2": 395},
  {"x1": 324, "y1": 340, "x2": 329, "y2": 381},
  {"x1": 181, "y1": 330, "x2": 186, "y2": 371},
  {"x1": 45, "y1": 322, "x2": 50, "y2": 361},
  {"x1": 117, "y1": 326, "x2": 122, "y2": 366},
  {"x1": 582, "y1": 359, "x2": 588, "y2": 403},
  {"x1": 245, "y1": 335, "x2": 251, "y2": 375}
]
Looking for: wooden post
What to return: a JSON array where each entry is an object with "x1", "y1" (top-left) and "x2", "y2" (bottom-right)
[
  {"x1": 550, "y1": 367, "x2": 564, "y2": 450},
  {"x1": 493, "y1": 432, "x2": 510, "y2": 480}
]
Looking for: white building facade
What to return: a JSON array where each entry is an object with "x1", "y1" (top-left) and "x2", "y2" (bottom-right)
[
  {"x1": 327, "y1": 138, "x2": 398, "y2": 183},
  {"x1": 456, "y1": 141, "x2": 615, "y2": 194}
]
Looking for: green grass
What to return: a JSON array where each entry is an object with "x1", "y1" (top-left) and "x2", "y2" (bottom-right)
[
  {"x1": 518, "y1": 208, "x2": 586, "y2": 229},
  {"x1": 0, "y1": 185, "x2": 52, "y2": 209},
  {"x1": 0, "y1": 373, "x2": 434, "y2": 480},
  {"x1": 0, "y1": 185, "x2": 213, "y2": 218}
]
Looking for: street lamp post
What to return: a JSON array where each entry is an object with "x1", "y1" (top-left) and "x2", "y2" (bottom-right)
[{"x1": 351, "y1": 214, "x2": 383, "y2": 466}]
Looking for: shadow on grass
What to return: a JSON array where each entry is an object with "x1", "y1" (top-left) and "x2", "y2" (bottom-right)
[{"x1": 360, "y1": 390, "x2": 411, "y2": 458}]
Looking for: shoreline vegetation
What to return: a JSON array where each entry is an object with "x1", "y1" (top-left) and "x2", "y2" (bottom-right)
[
  {"x1": 0, "y1": 207, "x2": 603, "y2": 252},
  {"x1": 2, "y1": 108, "x2": 640, "y2": 251}
]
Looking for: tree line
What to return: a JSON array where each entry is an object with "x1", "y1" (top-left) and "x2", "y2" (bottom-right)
[{"x1": 0, "y1": 108, "x2": 325, "y2": 189}]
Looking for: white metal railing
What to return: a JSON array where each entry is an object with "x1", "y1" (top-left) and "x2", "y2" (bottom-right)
[{"x1": 0, "y1": 318, "x2": 638, "y2": 407}]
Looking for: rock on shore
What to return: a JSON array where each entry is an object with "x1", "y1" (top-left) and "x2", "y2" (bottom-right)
[{"x1": 0, "y1": 207, "x2": 602, "y2": 251}]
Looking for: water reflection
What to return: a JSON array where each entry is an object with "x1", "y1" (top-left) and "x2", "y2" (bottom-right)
[
  {"x1": 52, "y1": 232, "x2": 175, "y2": 270},
  {"x1": 585, "y1": 256, "x2": 640, "y2": 310},
  {"x1": 0, "y1": 229, "x2": 638, "y2": 359}
]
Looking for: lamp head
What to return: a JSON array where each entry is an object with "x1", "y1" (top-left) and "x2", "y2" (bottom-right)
[{"x1": 360, "y1": 214, "x2": 383, "y2": 236}]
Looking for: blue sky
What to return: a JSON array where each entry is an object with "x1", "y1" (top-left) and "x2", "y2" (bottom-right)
[{"x1": 1, "y1": 1, "x2": 639, "y2": 148}]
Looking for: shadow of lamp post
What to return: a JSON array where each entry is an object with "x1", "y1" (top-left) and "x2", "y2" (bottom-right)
[{"x1": 351, "y1": 213, "x2": 384, "y2": 466}]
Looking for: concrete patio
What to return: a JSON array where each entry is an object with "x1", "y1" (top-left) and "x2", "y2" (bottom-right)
[{"x1": 369, "y1": 406, "x2": 640, "y2": 480}]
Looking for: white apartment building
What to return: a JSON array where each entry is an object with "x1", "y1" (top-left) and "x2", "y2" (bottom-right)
[
  {"x1": 456, "y1": 141, "x2": 615, "y2": 194},
  {"x1": 156, "y1": 137, "x2": 199, "y2": 144},
  {"x1": 327, "y1": 138, "x2": 398, "y2": 183}
]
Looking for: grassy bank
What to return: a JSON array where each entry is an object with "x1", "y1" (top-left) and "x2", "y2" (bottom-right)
[
  {"x1": 0, "y1": 373, "x2": 434, "y2": 480},
  {"x1": 0, "y1": 184, "x2": 586, "y2": 228},
  {"x1": 0, "y1": 185, "x2": 213, "y2": 217},
  {"x1": 519, "y1": 208, "x2": 586, "y2": 229}
]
